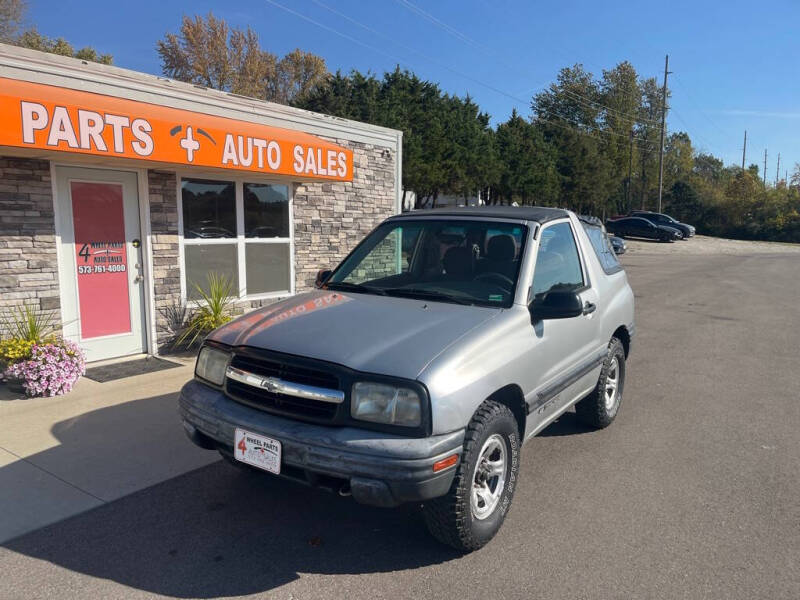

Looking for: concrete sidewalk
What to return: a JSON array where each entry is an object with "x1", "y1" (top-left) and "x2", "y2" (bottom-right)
[{"x1": 0, "y1": 360, "x2": 219, "y2": 543}]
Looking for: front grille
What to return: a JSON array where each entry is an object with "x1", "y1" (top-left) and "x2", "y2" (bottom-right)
[
  {"x1": 230, "y1": 354, "x2": 339, "y2": 389},
  {"x1": 225, "y1": 351, "x2": 342, "y2": 423}
]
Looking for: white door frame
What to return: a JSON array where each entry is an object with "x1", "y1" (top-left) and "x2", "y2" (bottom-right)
[{"x1": 50, "y1": 162, "x2": 156, "y2": 360}]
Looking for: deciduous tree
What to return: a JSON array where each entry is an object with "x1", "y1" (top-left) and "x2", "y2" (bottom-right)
[
  {"x1": 157, "y1": 13, "x2": 327, "y2": 104},
  {"x1": 0, "y1": 0, "x2": 24, "y2": 42}
]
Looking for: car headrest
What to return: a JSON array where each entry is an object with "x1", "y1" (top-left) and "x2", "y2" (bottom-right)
[
  {"x1": 442, "y1": 246, "x2": 473, "y2": 278},
  {"x1": 487, "y1": 234, "x2": 516, "y2": 261}
]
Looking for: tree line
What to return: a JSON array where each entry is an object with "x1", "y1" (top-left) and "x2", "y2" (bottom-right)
[
  {"x1": 298, "y1": 64, "x2": 800, "y2": 242},
  {"x1": 2, "y1": 6, "x2": 798, "y2": 242}
]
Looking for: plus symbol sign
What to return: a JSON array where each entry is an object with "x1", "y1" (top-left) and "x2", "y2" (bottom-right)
[{"x1": 179, "y1": 126, "x2": 200, "y2": 162}]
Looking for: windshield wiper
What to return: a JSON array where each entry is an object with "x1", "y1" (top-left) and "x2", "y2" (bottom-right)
[
  {"x1": 382, "y1": 287, "x2": 474, "y2": 305},
  {"x1": 325, "y1": 281, "x2": 386, "y2": 295}
]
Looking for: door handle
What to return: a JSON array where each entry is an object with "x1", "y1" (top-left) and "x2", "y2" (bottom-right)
[{"x1": 582, "y1": 301, "x2": 597, "y2": 315}]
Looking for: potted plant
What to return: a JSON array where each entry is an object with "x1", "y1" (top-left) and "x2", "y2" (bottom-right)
[
  {"x1": 1, "y1": 305, "x2": 86, "y2": 397},
  {"x1": 4, "y1": 339, "x2": 86, "y2": 397}
]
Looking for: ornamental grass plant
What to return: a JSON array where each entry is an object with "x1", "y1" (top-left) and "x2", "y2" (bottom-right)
[{"x1": 175, "y1": 272, "x2": 235, "y2": 348}]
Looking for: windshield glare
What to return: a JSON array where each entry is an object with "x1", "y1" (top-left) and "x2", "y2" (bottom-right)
[{"x1": 327, "y1": 219, "x2": 527, "y2": 307}]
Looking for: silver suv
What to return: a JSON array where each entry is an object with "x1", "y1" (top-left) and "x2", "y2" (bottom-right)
[{"x1": 179, "y1": 207, "x2": 635, "y2": 551}]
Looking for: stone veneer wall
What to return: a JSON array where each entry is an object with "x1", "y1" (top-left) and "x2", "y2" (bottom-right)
[
  {"x1": 0, "y1": 137, "x2": 396, "y2": 351},
  {"x1": 149, "y1": 138, "x2": 397, "y2": 351},
  {"x1": 147, "y1": 170, "x2": 182, "y2": 350},
  {"x1": 292, "y1": 139, "x2": 397, "y2": 290},
  {"x1": 0, "y1": 157, "x2": 61, "y2": 335}
]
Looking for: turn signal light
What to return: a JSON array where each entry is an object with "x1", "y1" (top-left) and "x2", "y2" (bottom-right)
[{"x1": 433, "y1": 454, "x2": 459, "y2": 472}]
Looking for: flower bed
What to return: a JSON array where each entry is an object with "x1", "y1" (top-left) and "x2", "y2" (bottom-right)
[{"x1": 3, "y1": 339, "x2": 86, "y2": 397}]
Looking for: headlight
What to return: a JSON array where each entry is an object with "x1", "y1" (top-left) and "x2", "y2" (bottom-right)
[
  {"x1": 195, "y1": 345, "x2": 230, "y2": 386},
  {"x1": 351, "y1": 382, "x2": 422, "y2": 427}
]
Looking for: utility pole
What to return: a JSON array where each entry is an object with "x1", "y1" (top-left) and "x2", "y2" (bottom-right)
[
  {"x1": 776, "y1": 153, "x2": 781, "y2": 185},
  {"x1": 741, "y1": 130, "x2": 747, "y2": 170},
  {"x1": 656, "y1": 54, "x2": 671, "y2": 213},
  {"x1": 763, "y1": 149, "x2": 767, "y2": 186},
  {"x1": 627, "y1": 128, "x2": 634, "y2": 212}
]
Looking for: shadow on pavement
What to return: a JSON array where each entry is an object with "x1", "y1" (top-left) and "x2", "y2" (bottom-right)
[
  {"x1": 1, "y1": 394, "x2": 462, "y2": 598},
  {"x1": 1, "y1": 390, "x2": 591, "y2": 597},
  {"x1": 537, "y1": 410, "x2": 595, "y2": 437}
]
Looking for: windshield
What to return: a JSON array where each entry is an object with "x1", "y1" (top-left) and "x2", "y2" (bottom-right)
[{"x1": 326, "y1": 219, "x2": 527, "y2": 308}]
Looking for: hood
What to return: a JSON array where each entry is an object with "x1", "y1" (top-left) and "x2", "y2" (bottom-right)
[{"x1": 207, "y1": 290, "x2": 499, "y2": 379}]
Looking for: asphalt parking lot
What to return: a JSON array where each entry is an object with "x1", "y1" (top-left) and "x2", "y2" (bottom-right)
[{"x1": 1, "y1": 239, "x2": 799, "y2": 599}]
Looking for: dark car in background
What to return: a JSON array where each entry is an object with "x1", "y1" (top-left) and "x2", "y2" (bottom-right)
[
  {"x1": 578, "y1": 215, "x2": 625, "y2": 262},
  {"x1": 608, "y1": 235, "x2": 626, "y2": 255},
  {"x1": 606, "y1": 216, "x2": 682, "y2": 242},
  {"x1": 630, "y1": 211, "x2": 695, "y2": 239}
]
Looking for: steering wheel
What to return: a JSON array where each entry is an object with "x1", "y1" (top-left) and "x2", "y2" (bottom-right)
[{"x1": 473, "y1": 272, "x2": 514, "y2": 291}]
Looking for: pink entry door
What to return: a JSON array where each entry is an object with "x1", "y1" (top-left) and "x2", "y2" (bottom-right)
[
  {"x1": 71, "y1": 181, "x2": 132, "y2": 339},
  {"x1": 56, "y1": 167, "x2": 146, "y2": 362}
]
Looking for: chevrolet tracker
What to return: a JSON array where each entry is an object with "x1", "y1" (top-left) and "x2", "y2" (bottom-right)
[{"x1": 179, "y1": 206, "x2": 635, "y2": 551}]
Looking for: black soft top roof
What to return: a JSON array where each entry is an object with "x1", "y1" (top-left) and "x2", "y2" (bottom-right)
[{"x1": 389, "y1": 206, "x2": 570, "y2": 224}]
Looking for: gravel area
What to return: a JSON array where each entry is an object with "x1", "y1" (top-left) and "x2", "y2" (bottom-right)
[{"x1": 623, "y1": 234, "x2": 800, "y2": 255}]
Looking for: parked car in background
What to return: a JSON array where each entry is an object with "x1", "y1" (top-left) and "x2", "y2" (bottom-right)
[
  {"x1": 180, "y1": 207, "x2": 635, "y2": 551},
  {"x1": 578, "y1": 214, "x2": 625, "y2": 260},
  {"x1": 606, "y1": 216, "x2": 682, "y2": 242},
  {"x1": 630, "y1": 211, "x2": 695, "y2": 239},
  {"x1": 609, "y1": 235, "x2": 627, "y2": 255}
]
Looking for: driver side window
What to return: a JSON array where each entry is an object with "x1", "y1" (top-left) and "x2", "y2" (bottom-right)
[{"x1": 532, "y1": 222, "x2": 584, "y2": 297}]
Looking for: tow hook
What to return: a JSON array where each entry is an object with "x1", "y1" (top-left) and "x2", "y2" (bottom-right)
[{"x1": 339, "y1": 482, "x2": 352, "y2": 497}]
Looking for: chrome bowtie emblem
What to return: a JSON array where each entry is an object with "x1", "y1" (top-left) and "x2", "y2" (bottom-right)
[{"x1": 260, "y1": 377, "x2": 280, "y2": 393}]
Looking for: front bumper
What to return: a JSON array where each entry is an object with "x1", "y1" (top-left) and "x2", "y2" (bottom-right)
[{"x1": 179, "y1": 380, "x2": 463, "y2": 507}]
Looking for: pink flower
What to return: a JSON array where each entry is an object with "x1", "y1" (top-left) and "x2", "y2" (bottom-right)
[{"x1": 4, "y1": 339, "x2": 86, "y2": 397}]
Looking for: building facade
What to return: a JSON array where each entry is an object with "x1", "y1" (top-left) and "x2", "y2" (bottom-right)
[{"x1": 0, "y1": 45, "x2": 402, "y2": 362}]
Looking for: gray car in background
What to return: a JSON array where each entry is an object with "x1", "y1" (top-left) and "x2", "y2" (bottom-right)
[{"x1": 179, "y1": 207, "x2": 635, "y2": 551}]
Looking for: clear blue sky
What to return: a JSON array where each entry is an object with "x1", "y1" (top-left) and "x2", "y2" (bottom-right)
[{"x1": 26, "y1": 0, "x2": 800, "y2": 180}]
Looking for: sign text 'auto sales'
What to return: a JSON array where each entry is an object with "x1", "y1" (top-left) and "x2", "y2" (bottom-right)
[{"x1": 0, "y1": 78, "x2": 353, "y2": 181}]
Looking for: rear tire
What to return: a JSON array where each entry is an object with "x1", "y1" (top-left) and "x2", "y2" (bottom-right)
[
  {"x1": 422, "y1": 400, "x2": 520, "y2": 552},
  {"x1": 575, "y1": 337, "x2": 626, "y2": 429}
]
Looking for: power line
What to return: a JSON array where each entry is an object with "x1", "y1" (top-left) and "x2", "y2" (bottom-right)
[
  {"x1": 390, "y1": 1, "x2": 747, "y2": 173},
  {"x1": 265, "y1": 0, "x2": 658, "y2": 149},
  {"x1": 394, "y1": 0, "x2": 491, "y2": 55},
  {"x1": 307, "y1": 0, "x2": 531, "y2": 109},
  {"x1": 671, "y1": 74, "x2": 740, "y2": 146},
  {"x1": 395, "y1": 0, "x2": 662, "y2": 127},
  {"x1": 547, "y1": 87, "x2": 662, "y2": 126}
]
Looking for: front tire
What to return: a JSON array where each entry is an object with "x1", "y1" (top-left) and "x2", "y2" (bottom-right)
[
  {"x1": 422, "y1": 400, "x2": 520, "y2": 552},
  {"x1": 575, "y1": 337, "x2": 626, "y2": 428}
]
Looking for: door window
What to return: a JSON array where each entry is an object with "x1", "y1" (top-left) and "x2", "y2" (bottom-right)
[
  {"x1": 71, "y1": 181, "x2": 132, "y2": 338},
  {"x1": 532, "y1": 222, "x2": 584, "y2": 298}
]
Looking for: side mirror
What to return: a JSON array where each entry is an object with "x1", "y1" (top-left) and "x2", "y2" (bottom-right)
[
  {"x1": 315, "y1": 269, "x2": 332, "y2": 288},
  {"x1": 530, "y1": 290, "x2": 583, "y2": 320}
]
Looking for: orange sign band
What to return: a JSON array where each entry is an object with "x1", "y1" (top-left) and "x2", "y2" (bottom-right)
[{"x1": 0, "y1": 78, "x2": 353, "y2": 181}]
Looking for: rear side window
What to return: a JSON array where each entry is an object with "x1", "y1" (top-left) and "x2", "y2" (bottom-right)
[
  {"x1": 582, "y1": 223, "x2": 622, "y2": 274},
  {"x1": 532, "y1": 222, "x2": 584, "y2": 297}
]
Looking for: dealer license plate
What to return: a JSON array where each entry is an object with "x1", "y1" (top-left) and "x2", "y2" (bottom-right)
[{"x1": 234, "y1": 428, "x2": 281, "y2": 474}]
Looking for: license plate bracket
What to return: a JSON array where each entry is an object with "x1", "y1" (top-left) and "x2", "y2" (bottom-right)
[{"x1": 234, "y1": 428, "x2": 281, "y2": 474}]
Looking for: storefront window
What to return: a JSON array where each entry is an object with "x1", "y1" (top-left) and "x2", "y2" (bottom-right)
[
  {"x1": 245, "y1": 243, "x2": 290, "y2": 294},
  {"x1": 181, "y1": 179, "x2": 236, "y2": 239},
  {"x1": 184, "y1": 245, "x2": 239, "y2": 298},
  {"x1": 244, "y1": 183, "x2": 289, "y2": 238},
  {"x1": 180, "y1": 178, "x2": 292, "y2": 300}
]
